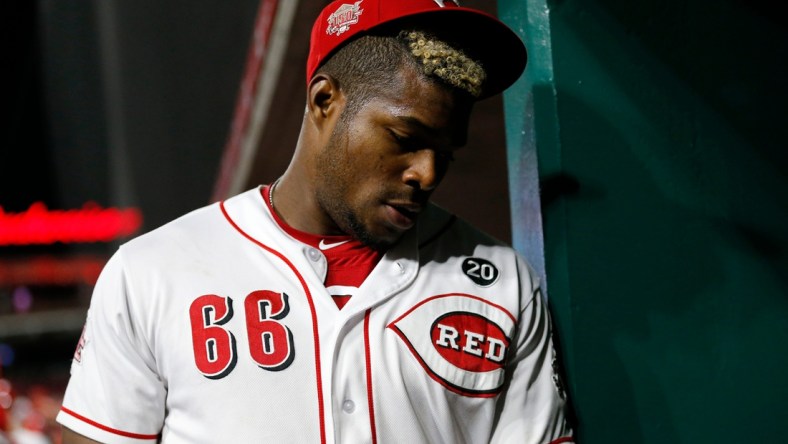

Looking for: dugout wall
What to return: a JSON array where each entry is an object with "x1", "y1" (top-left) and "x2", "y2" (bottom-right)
[{"x1": 499, "y1": 0, "x2": 788, "y2": 442}]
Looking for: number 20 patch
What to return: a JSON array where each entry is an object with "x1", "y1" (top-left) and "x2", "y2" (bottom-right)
[{"x1": 462, "y1": 257, "x2": 499, "y2": 287}]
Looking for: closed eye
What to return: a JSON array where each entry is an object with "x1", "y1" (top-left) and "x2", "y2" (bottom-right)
[
  {"x1": 388, "y1": 129, "x2": 456, "y2": 162},
  {"x1": 388, "y1": 129, "x2": 419, "y2": 151}
]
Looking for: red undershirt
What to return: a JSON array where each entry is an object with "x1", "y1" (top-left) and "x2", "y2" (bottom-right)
[{"x1": 262, "y1": 185, "x2": 383, "y2": 309}]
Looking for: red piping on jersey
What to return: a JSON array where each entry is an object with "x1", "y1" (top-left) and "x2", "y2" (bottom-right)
[
  {"x1": 220, "y1": 201, "x2": 326, "y2": 444},
  {"x1": 388, "y1": 324, "x2": 500, "y2": 398},
  {"x1": 364, "y1": 309, "x2": 378, "y2": 444},
  {"x1": 549, "y1": 437, "x2": 575, "y2": 444},
  {"x1": 390, "y1": 293, "x2": 517, "y2": 325},
  {"x1": 59, "y1": 407, "x2": 159, "y2": 440}
]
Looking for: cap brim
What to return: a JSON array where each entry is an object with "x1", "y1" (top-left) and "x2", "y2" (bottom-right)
[{"x1": 374, "y1": 8, "x2": 527, "y2": 99}]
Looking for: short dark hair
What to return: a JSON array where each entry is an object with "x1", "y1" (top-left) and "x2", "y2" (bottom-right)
[{"x1": 316, "y1": 29, "x2": 486, "y2": 119}]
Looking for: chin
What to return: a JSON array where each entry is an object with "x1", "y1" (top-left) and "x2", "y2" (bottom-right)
[
  {"x1": 340, "y1": 207, "x2": 409, "y2": 250},
  {"x1": 356, "y1": 229, "x2": 400, "y2": 251},
  {"x1": 349, "y1": 222, "x2": 403, "y2": 251}
]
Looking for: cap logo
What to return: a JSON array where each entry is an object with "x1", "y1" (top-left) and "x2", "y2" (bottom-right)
[
  {"x1": 433, "y1": 0, "x2": 461, "y2": 7},
  {"x1": 326, "y1": 1, "x2": 364, "y2": 37}
]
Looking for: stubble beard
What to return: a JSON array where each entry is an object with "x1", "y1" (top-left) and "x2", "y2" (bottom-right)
[{"x1": 315, "y1": 122, "x2": 395, "y2": 252}]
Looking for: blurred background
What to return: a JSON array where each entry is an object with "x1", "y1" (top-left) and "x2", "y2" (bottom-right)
[
  {"x1": 3, "y1": 0, "x2": 787, "y2": 443},
  {"x1": 3, "y1": 1, "x2": 264, "y2": 442}
]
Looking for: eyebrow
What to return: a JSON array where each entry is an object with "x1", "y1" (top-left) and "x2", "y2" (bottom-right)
[
  {"x1": 394, "y1": 115, "x2": 440, "y2": 137},
  {"x1": 392, "y1": 114, "x2": 465, "y2": 148}
]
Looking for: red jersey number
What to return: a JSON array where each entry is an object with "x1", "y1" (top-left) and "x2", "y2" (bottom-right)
[
  {"x1": 245, "y1": 290, "x2": 294, "y2": 370},
  {"x1": 189, "y1": 290, "x2": 294, "y2": 378},
  {"x1": 189, "y1": 294, "x2": 237, "y2": 379}
]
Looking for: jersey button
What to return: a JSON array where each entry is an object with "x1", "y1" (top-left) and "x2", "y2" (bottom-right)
[
  {"x1": 307, "y1": 248, "x2": 322, "y2": 262},
  {"x1": 342, "y1": 400, "x2": 355, "y2": 414}
]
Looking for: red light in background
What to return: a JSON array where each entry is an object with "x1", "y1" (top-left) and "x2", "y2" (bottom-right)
[{"x1": 0, "y1": 202, "x2": 143, "y2": 245}]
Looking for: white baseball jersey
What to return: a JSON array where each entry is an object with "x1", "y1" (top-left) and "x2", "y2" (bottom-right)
[{"x1": 57, "y1": 186, "x2": 574, "y2": 444}]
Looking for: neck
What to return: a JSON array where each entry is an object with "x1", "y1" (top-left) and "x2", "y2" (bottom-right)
[{"x1": 270, "y1": 171, "x2": 341, "y2": 237}]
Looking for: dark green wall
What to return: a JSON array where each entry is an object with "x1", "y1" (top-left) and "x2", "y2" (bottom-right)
[{"x1": 501, "y1": 0, "x2": 788, "y2": 442}]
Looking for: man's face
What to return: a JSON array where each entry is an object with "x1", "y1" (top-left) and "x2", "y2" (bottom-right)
[{"x1": 314, "y1": 66, "x2": 474, "y2": 249}]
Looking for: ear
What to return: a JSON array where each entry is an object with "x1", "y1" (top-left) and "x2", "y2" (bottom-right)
[{"x1": 307, "y1": 73, "x2": 345, "y2": 128}]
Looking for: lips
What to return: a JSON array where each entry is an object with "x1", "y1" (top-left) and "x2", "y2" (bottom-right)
[{"x1": 385, "y1": 202, "x2": 421, "y2": 230}]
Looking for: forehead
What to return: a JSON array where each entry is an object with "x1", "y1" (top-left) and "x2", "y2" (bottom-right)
[{"x1": 358, "y1": 64, "x2": 474, "y2": 141}]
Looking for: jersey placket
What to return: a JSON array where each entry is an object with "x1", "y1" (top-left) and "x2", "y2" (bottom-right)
[{"x1": 323, "y1": 235, "x2": 420, "y2": 443}]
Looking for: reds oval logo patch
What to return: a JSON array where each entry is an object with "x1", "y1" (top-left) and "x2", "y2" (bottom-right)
[
  {"x1": 431, "y1": 312, "x2": 509, "y2": 373},
  {"x1": 388, "y1": 294, "x2": 516, "y2": 397}
]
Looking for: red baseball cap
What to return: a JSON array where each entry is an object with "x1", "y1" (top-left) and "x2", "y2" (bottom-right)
[{"x1": 307, "y1": 0, "x2": 527, "y2": 99}]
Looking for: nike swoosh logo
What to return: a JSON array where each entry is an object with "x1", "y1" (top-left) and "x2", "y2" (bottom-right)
[{"x1": 319, "y1": 239, "x2": 349, "y2": 250}]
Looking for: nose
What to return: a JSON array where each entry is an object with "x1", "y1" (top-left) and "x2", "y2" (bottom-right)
[{"x1": 402, "y1": 150, "x2": 448, "y2": 192}]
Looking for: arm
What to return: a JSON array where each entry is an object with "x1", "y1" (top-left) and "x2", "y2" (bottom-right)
[
  {"x1": 62, "y1": 426, "x2": 103, "y2": 444},
  {"x1": 56, "y1": 249, "x2": 165, "y2": 443},
  {"x1": 491, "y1": 257, "x2": 575, "y2": 443}
]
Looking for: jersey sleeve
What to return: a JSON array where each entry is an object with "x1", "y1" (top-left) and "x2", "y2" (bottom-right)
[
  {"x1": 56, "y1": 247, "x2": 165, "y2": 444},
  {"x1": 490, "y1": 255, "x2": 575, "y2": 444}
]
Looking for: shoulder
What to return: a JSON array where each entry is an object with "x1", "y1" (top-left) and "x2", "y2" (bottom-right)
[
  {"x1": 415, "y1": 203, "x2": 540, "y2": 291},
  {"x1": 417, "y1": 202, "x2": 517, "y2": 259},
  {"x1": 117, "y1": 187, "x2": 267, "y2": 269},
  {"x1": 121, "y1": 200, "x2": 221, "y2": 255}
]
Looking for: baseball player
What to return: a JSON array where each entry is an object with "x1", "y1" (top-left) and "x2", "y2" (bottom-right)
[{"x1": 57, "y1": 0, "x2": 575, "y2": 443}]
